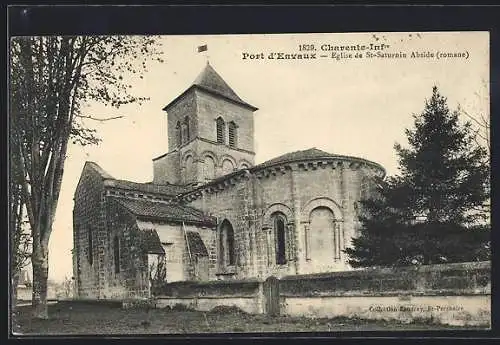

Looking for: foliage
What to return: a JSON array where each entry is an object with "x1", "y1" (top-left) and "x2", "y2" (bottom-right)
[
  {"x1": 9, "y1": 35, "x2": 163, "y2": 318},
  {"x1": 209, "y1": 305, "x2": 248, "y2": 315},
  {"x1": 346, "y1": 87, "x2": 490, "y2": 267}
]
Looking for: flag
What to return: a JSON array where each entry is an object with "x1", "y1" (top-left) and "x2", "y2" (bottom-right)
[{"x1": 197, "y1": 44, "x2": 208, "y2": 53}]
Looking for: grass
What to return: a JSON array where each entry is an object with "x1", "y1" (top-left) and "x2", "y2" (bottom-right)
[{"x1": 11, "y1": 302, "x2": 487, "y2": 335}]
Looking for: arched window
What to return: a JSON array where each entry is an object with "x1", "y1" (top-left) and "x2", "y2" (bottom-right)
[
  {"x1": 219, "y1": 220, "x2": 236, "y2": 267},
  {"x1": 273, "y1": 213, "x2": 287, "y2": 265},
  {"x1": 222, "y1": 159, "x2": 235, "y2": 175},
  {"x1": 228, "y1": 121, "x2": 237, "y2": 148},
  {"x1": 309, "y1": 206, "x2": 337, "y2": 261},
  {"x1": 203, "y1": 156, "x2": 216, "y2": 181},
  {"x1": 216, "y1": 117, "x2": 225, "y2": 144},
  {"x1": 113, "y1": 236, "x2": 120, "y2": 273},
  {"x1": 175, "y1": 121, "x2": 182, "y2": 147},
  {"x1": 88, "y1": 227, "x2": 93, "y2": 266},
  {"x1": 183, "y1": 116, "x2": 190, "y2": 143},
  {"x1": 184, "y1": 155, "x2": 195, "y2": 183},
  {"x1": 227, "y1": 226, "x2": 235, "y2": 266}
]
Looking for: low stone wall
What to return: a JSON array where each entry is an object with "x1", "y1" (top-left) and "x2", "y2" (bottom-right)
[
  {"x1": 152, "y1": 262, "x2": 490, "y2": 327},
  {"x1": 153, "y1": 279, "x2": 264, "y2": 314},
  {"x1": 17, "y1": 285, "x2": 59, "y2": 302},
  {"x1": 279, "y1": 261, "x2": 490, "y2": 327}
]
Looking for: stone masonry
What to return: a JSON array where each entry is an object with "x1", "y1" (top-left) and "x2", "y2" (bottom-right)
[{"x1": 73, "y1": 62, "x2": 385, "y2": 300}]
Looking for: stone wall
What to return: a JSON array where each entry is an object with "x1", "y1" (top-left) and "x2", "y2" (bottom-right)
[
  {"x1": 73, "y1": 164, "x2": 107, "y2": 298},
  {"x1": 103, "y1": 199, "x2": 150, "y2": 299},
  {"x1": 195, "y1": 89, "x2": 255, "y2": 153},
  {"x1": 166, "y1": 91, "x2": 197, "y2": 152},
  {"x1": 156, "y1": 88, "x2": 256, "y2": 185},
  {"x1": 152, "y1": 261, "x2": 490, "y2": 327},
  {"x1": 153, "y1": 279, "x2": 264, "y2": 314},
  {"x1": 152, "y1": 151, "x2": 180, "y2": 185},
  {"x1": 185, "y1": 159, "x2": 382, "y2": 281},
  {"x1": 279, "y1": 261, "x2": 490, "y2": 326},
  {"x1": 74, "y1": 164, "x2": 151, "y2": 300},
  {"x1": 187, "y1": 173, "x2": 260, "y2": 280},
  {"x1": 17, "y1": 285, "x2": 58, "y2": 301}
]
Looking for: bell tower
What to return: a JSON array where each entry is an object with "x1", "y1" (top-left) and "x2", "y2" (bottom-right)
[{"x1": 152, "y1": 63, "x2": 258, "y2": 185}]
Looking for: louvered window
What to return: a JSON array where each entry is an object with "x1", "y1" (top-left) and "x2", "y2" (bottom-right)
[
  {"x1": 216, "y1": 117, "x2": 225, "y2": 144},
  {"x1": 228, "y1": 121, "x2": 237, "y2": 148}
]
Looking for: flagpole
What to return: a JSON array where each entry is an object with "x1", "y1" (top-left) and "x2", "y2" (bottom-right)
[{"x1": 197, "y1": 44, "x2": 209, "y2": 64}]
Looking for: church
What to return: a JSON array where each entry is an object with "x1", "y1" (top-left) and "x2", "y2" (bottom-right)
[{"x1": 72, "y1": 63, "x2": 385, "y2": 299}]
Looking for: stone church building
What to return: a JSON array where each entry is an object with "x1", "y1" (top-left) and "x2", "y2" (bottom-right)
[{"x1": 72, "y1": 63, "x2": 385, "y2": 299}]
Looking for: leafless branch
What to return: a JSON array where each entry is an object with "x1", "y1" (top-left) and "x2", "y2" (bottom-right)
[{"x1": 75, "y1": 114, "x2": 124, "y2": 122}]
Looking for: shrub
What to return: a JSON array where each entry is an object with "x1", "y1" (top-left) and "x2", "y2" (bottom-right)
[
  {"x1": 171, "y1": 303, "x2": 194, "y2": 311},
  {"x1": 209, "y1": 305, "x2": 247, "y2": 315}
]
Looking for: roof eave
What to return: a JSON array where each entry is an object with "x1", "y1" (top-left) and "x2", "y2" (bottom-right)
[
  {"x1": 250, "y1": 156, "x2": 386, "y2": 176},
  {"x1": 162, "y1": 85, "x2": 258, "y2": 112},
  {"x1": 136, "y1": 215, "x2": 216, "y2": 228}
]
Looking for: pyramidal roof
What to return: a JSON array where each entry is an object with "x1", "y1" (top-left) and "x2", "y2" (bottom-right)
[
  {"x1": 163, "y1": 63, "x2": 258, "y2": 111},
  {"x1": 193, "y1": 63, "x2": 245, "y2": 104}
]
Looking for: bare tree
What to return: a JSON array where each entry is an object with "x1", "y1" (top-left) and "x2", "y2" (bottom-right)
[
  {"x1": 460, "y1": 107, "x2": 490, "y2": 160},
  {"x1": 9, "y1": 35, "x2": 163, "y2": 319},
  {"x1": 9, "y1": 127, "x2": 32, "y2": 311},
  {"x1": 458, "y1": 80, "x2": 490, "y2": 220}
]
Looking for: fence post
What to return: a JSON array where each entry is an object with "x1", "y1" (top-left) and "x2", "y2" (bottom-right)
[{"x1": 263, "y1": 276, "x2": 280, "y2": 316}]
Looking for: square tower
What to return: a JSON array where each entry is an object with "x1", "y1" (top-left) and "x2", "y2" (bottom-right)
[{"x1": 153, "y1": 63, "x2": 258, "y2": 185}]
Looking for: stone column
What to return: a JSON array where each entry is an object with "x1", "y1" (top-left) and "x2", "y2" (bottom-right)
[
  {"x1": 265, "y1": 228, "x2": 272, "y2": 269},
  {"x1": 291, "y1": 167, "x2": 304, "y2": 274},
  {"x1": 333, "y1": 220, "x2": 343, "y2": 261},
  {"x1": 340, "y1": 162, "x2": 354, "y2": 264},
  {"x1": 245, "y1": 176, "x2": 257, "y2": 278},
  {"x1": 303, "y1": 223, "x2": 311, "y2": 261}
]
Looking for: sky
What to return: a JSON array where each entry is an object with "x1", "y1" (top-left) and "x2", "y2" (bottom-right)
[{"x1": 37, "y1": 32, "x2": 488, "y2": 282}]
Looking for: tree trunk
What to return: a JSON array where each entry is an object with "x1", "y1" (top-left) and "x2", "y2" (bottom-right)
[
  {"x1": 11, "y1": 271, "x2": 20, "y2": 311},
  {"x1": 31, "y1": 241, "x2": 49, "y2": 319}
]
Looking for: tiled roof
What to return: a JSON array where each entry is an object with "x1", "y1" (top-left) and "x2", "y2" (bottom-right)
[
  {"x1": 104, "y1": 179, "x2": 190, "y2": 196},
  {"x1": 112, "y1": 197, "x2": 216, "y2": 226},
  {"x1": 139, "y1": 229, "x2": 165, "y2": 255},
  {"x1": 257, "y1": 148, "x2": 337, "y2": 167},
  {"x1": 86, "y1": 161, "x2": 191, "y2": 196},
  {"x1": 86, "y1": 161, "x2": 115, "y2": 179},
  {"x1": 164, "y1": 63, "x2": 258, "y2": 111},
  {"x1": 193, "y1": 64, "x2": 246, "y2": 104},
  {"x1": 254, "y1": 148, "x2": 386, "y2": 173},
  {"x1": 186, "y1": 231, "x2": 209, "y2": 257}
]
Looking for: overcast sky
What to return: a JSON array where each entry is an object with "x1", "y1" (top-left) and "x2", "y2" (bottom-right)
[{"x1": 40, "y1": 32, "x2": 488, "y2": 282}]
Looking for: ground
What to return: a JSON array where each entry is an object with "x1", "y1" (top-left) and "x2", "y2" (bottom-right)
[{"x1": 11, "y1": 302, "x2": 487, "y2": 335}]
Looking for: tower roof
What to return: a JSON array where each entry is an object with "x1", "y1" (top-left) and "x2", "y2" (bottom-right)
[
  {"x1": 163, "y1": 63, "x2": 258, "y2": 111},
  {"x1": 193, "y1": 63, "x2": 245, "y2": 104}
]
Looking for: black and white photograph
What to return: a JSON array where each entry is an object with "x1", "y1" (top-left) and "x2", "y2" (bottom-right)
[{"x1": 9, "y1": 23, "x2": 491, "y2": 335}]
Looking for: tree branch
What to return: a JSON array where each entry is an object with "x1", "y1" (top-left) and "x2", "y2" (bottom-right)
[{"x1": 74, "y1": 114, "x2": 124, "y2": 122}]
